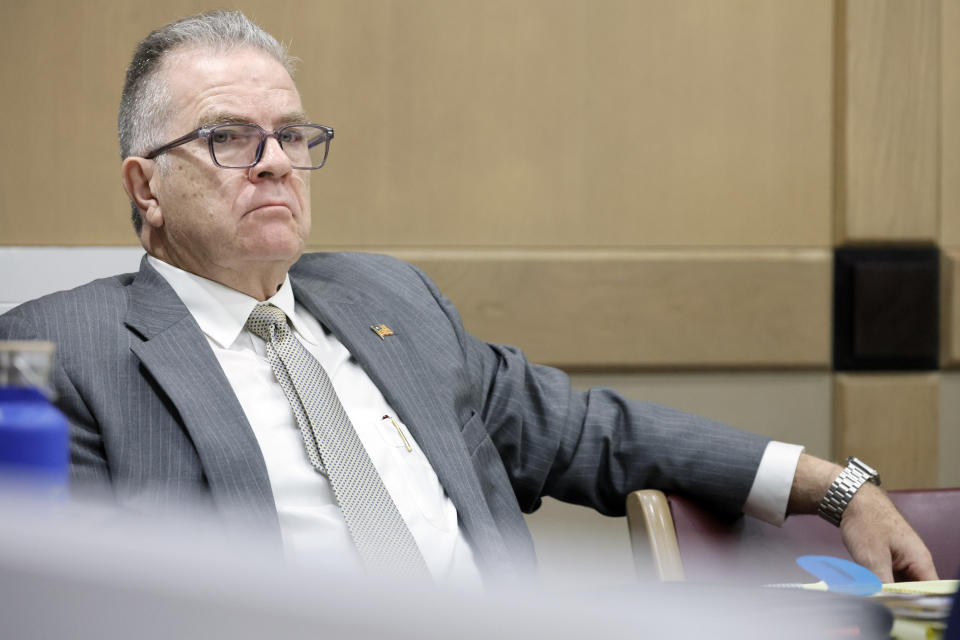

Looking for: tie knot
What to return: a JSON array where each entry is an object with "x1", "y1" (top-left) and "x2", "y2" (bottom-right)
[{"x1": 245, "y1": 304, "x2": 288, "y2": 341}]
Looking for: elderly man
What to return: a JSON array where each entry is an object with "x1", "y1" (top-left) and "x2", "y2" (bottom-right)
[{"x1": 0, "y1": 11, "x2": 936, "y2": 585}]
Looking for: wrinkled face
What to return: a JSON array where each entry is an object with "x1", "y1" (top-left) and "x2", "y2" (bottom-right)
[{"x1": 147, "y1": 46, "x2": 311, "y2": 279}]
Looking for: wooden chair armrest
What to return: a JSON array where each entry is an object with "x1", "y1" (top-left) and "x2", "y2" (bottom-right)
[{"x1": 626, "y1": 489, "x2": 685, "y2": 582}]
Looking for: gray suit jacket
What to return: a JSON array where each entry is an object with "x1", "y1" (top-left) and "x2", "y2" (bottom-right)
[{"x1": 0, "y1": 252, "x2": 769, "y2": 575}]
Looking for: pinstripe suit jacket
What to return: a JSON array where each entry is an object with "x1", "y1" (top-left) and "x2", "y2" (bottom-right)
[{"x1": 0, "y1": 252, "x2": 769, "y2": 575}]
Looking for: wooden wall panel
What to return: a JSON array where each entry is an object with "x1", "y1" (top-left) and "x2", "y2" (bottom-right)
[
  {"x1": 833, "y1": 374, "x2": 939, "y2": 489},
  {"x1": 569, "y1": 372, "x2": 833, "y2": 458},
  {"x1": 0, "y1": 245, "x2": 829, "y2": 369},
  {"x1": 942, "y1": 0, "x2": 960, "y2": 245},
  {"x1": 940, "y1": 372, "x2": 960, "y2": 487},
  {"x1": 398, "y1": 249, "x2": 832, "y2": 368},
  {"x1": 836, "y1": 0, "x2": 940, "y2": 243},
  {"x1": 943, "y1": 248, "x2": 960, "y2": 367},
  {"x1": 0, "y1": 1, "x2": 832, "y2": 248}
]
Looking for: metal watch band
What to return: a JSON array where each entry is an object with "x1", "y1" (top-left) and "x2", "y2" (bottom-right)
[{"x1": 817, "y1": 457, "x2": 881, "y2": 527}]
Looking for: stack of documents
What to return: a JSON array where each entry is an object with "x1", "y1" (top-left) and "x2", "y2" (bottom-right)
[
  {"x1": 772, "y1": 580, "x2": 956, "y2": 639},
  {"x1": 873, "y1": 581, "x2": 956, "y2": 640}
]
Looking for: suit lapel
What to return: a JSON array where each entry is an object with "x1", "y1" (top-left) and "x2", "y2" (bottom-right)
[
  {"x1": 119, "y1": 257, "x2": 509, "y2": 565},
  {"x1": 290, "y1": 272, "x2": 509, "y2": 566},
  {"x1": 124, "y1": 259, "x2": 278, "y2": 530}
]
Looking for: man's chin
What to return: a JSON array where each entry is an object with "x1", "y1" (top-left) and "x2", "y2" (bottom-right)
[
  {"x1": 249, "y1": 249, "x2": 304, "y2": 267},
  {"x1": 250, "y1": 241, "x2": 306, "y2": 267}
]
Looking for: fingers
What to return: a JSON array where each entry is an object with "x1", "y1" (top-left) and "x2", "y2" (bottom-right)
[
  {"x1": 853, "y1": 549, "x2": 893, "y2": 584},
  {"x1": 892, "y1": 544, "x2": 939, "y2": 582},
  {"x1": 840, "y1": 487, "x2": 939, "y2": 583}
]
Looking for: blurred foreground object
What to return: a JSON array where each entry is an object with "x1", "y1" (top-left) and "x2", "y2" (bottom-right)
[
  {"x1": 0, "y1": 341, "x2": 68, "y2": 496},
  {"x1": 0, "y1": 494, "x2": 895, "y2": 640}
]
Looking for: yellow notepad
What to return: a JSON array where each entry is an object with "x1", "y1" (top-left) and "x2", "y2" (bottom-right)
[
  {"x1": 879, "y1": 580, "x2": 958, "y2": 596},
  {"x1": 767, "y1": 579, "x2": 958, "y2": 595}
]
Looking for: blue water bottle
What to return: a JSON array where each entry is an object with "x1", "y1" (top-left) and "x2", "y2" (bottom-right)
[{"x1": 0, "y1": 341, "x2": 69, "y2": 498}]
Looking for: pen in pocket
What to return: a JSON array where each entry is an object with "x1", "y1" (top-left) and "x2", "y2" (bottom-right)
[{"x1": 382, "y1": 415, "x2": 413, "y2": 452}]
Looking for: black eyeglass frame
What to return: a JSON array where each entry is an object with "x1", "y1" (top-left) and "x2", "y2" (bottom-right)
[{"x1": 142, "y1": 123, "x2": 335, "y2": 170}]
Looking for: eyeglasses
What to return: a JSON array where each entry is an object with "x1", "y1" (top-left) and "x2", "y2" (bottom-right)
[{"x1": 142, "y1": 123, "x2": 335, "y2": 170}]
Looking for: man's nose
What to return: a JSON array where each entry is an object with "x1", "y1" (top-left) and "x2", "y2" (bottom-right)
[{"x1": 249, "y1": 136, "x2": 292, "y2": 180}]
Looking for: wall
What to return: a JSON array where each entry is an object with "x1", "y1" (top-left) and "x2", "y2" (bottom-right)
[{"x1": 1, "y1": 0, "x2": 956, "y2": 586}]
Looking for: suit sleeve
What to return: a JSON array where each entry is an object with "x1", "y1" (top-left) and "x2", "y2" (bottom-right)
[{"x1": 410, "y1": 264, "x2": 770, "y2": 517}]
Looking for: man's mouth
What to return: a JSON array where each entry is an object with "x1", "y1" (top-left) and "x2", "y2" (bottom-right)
[{"x1": 248, "y1": 202, "x2": 292, "y2": 215}]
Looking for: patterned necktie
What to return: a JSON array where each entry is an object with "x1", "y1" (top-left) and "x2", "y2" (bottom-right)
[{"x1": 245, "y1": 303, "x2": 429, "y2": 577}]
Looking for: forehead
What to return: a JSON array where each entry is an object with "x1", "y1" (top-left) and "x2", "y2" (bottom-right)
[{"x1": 158, "y1": 45, "x2": 304, "y2": 129}]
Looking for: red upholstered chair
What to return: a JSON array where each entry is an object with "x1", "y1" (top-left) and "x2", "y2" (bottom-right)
[{"x1": 626, "y1": 488, "x2": 960, "y2": 584}]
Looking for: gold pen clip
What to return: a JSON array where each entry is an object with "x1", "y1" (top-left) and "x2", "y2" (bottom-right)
[{"x1": 382, "y1": 415, "x2": 413, "y2": 452}]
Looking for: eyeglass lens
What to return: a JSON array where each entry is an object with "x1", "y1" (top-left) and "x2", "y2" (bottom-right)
[{"x1": 210, "y1": 124, "x2": 329, "y2": 168}]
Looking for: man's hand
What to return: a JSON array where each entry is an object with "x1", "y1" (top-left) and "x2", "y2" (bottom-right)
[
  {"x1": 839, "y1": 483, "x2": 937, "y2": 583},
  {"x1": 788, "y1": 454, "x2": 938, "y2": 583}
]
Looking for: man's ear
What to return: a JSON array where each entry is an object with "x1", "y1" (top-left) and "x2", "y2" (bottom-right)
[{"x1": 121, "y1": 157, "x2": 162, "y2": 228}]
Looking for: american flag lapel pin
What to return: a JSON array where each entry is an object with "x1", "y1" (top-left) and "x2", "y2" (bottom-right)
[{"x1": 370, "y1": 323, "x2": 395, "y2": 339}]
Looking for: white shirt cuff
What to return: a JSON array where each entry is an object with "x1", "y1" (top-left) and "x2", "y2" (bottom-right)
[{"x1": 742, "y1": 441, "x2": 805, "y2": 526}]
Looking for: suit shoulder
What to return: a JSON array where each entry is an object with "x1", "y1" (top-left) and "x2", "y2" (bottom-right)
[
  {"x1": 292, "y1": 251, "x2": 426, "y2": 286},
  {"x1": 293, "y1": 250, "x2": 413, "y2": 271},
  {"x1": 1, "y1": 272, "x2": 136, "y2": 331}
]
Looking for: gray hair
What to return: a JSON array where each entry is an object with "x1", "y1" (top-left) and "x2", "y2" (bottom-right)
[{"x1": 119, "y1": 10, "x2": 297, "y2": 234}]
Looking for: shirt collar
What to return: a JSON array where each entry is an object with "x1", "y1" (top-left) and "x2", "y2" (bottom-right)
[{"x1": 148, "y1": 256, "x2": 320, "y2": 348}]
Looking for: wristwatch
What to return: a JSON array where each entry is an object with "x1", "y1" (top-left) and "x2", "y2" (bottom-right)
[{"x1": 817, "y1": 457, "x2": 881, "y2": 527}]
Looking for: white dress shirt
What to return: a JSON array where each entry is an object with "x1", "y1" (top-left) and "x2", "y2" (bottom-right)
[
  {"x1": 149, "y1": 256, "x2": 802, "y2": 581},
  {"x1": 149, "y1": 257, "x2": 482, "y2": 587}
]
